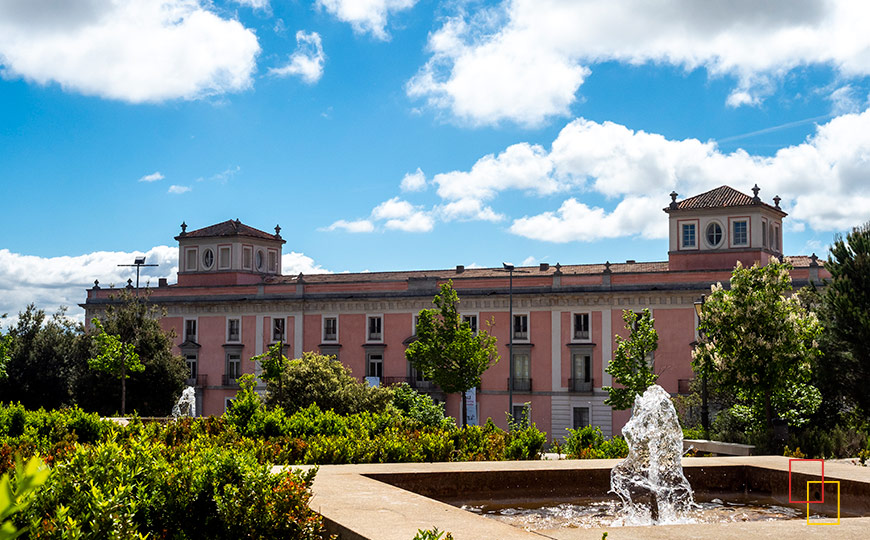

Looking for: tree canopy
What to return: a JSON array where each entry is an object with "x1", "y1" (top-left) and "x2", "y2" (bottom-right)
[
  {"x1": 692, "y1": 259, "x2": 822, "y2": 448},
  {"x1": 603, "y1": 309, "x2": 659, "y2": 410},
  {"x1": 405, "y1": 281, "x2": 499, "y2": 426}
]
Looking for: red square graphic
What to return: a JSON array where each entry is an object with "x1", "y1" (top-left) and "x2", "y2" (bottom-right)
[{"x1": 789, "y1": 458, "x2": 824, "y2": 504}]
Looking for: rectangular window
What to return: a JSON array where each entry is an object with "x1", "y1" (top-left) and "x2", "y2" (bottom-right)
[
  {"x1": 732, "y1": 219, "x2": 748, "y2": 246},
  {"x1": 185, "y1": 353, "x2": 198, "y2": 382},
  {"x1": 242, "y1": 245, "x2": 253, "y2": 270},
  {"x1": 368, "y1": 316, "x2": 382, "y2": 341},
  {"x1": 413, "y1": 315, "x2": 420, "y2": 335},
  {"x1": 513, "y1": 314, "x2": 528, "y2": 340},
  {"x1": 218, "y1": 245, "x2": 231, "y2": 269},
  {"x1": 367, "y1": 353, "x2": 383, "y2": 379},
  {"x1": 681, "y1": 223, "x2": 696, "y2": 249},
  {"x1": 573, "y1": 313, "x2": 590, "y2": 340},
  {"x1": 463, "y1": 314, "x2": 478, "y2": 333},
  {"x1": 272, "y1": 318, "x2": 285, "y2": 342},
  {"x1": 227, "y1": 318, "x2": 241, "y2": 342},
  {"x1": 761, "y1": 219, "x2": 768, "y2": 247},
  {"x1": 571, "y1": 352, "x2": 592, "y2": 392},
  {"x1": 184, "y1": 319, "x2": 197, "y2": 342},
  {"x1": 226, "y1": 353, "x2": 241, "y2": 384},
  {"x1": 512, "y1": 352, "x2": 531, "y2": 391},
  {"x1": 268, "y1": 250, "x2": 278, "y2": 273},
  {"x1": 323, "y1": 317, "x2": 337, "y2": 341},
  {"x1": 185, "y1": 248, "x2": 197, "y2": 272},
  {"x1": 573, "y1": 407, "x2": 590, "y2": 429},
  {"x1": 774, "y1": 225, "x2": 781, "y2": 251},
  {"x1": 512, "y1": 404, "x2": 530, "y2": 427}
]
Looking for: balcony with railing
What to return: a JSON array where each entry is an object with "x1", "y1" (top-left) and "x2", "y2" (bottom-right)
[
  {"x1": 569, "y1": 378, "x2": 593, "y2": 393},
  {"x1": 383, "y1": 376, "x2": 438, "y2": 391},
  {"x1": 509, "y1": 377, "x2": 532, "y2": 392},
  {"x1": 185, "y1": 374, "x2": 208, "y2": 387}
]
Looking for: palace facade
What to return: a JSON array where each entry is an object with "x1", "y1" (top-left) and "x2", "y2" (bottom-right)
[{"x1": 82, "y1": 186, "x2": 827, "y2": 437}]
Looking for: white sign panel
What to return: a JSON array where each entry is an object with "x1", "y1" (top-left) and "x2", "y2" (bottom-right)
[{"x1": 464, "y1": 387, "x2": 478, "y2": 426}]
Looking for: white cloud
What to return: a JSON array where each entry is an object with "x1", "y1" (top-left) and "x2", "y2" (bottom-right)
[
  {"x1": 138, "y1": 172, "x2": 165, "y2": 182},
  {"x1": 168, "y1": 185, "x2": 191, "y2": 194},
  {"x1": 316, "y1": 0, "x2": 416, "y2": 40},
  {"x1": 323, "y1": 219, "x2": 376, "y2": 233},
  {"x1": 282, "y1": 252, "x2": 331, "y2": 275},
  {"x1": 400, "y1": 168, "x2": 427, "y2": 192},
  {"x1": 233, "y1": 0, "x2": 270, "y2": 10},
  {"x1": 0, "y1": 0, "x2": 260, "y2": 103},
  {"x1": 408, "y1": 0, "x2": 870, "y2": 125},
  {"x1": 269, "y1": 31, "x2": 325, "y2": 84},
  {"x1": 372, "y1": 197, "x2": 433, "y2": 232},
  {"x1": 0, "y1": 246, "x2": 178, "y2": 327},
  {"x1": 436, "y1": 199, "x2": 504, "y2": 222}
]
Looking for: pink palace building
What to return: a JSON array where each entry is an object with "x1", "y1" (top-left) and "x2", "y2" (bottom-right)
[{"x1": 82, "y1": 186, "x2": 828, "y2": 437}]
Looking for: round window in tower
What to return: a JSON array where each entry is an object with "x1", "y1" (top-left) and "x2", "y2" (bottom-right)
[
  {"x1": 706, "y1": 222, "x2": 723, "y2": 247},
  {"x1": 255, "y1": 250, "x2": 264, "y2": 271},
  {"x1": 202, "y1": 248, "x2": 215, "y2": 269}
]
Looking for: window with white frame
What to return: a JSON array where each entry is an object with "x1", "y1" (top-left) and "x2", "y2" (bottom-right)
[
  {"x1": 413, "y1": 315, "x2": 420, "y2": 335},
  {"x1": 705, "y1": 222, "x2": 723, "y2": 248},
  {"x1": 572, "y1": 351, "x2": 592, "y2": 392},
  {"x1": 680, "y1": 222, "x2": 697, "y2": 249},
  {"x1": 268, "y1": 250, "x2": 278, "y2": 273},
  {"x1": 218, "y1": 245, "x2": 231, "y2": 269},
  {"x1": 367, "y1": 316, "x2": 382, "y2": 341},
  {"x1": 775, "y1": 225, "x2": 781, "y2": 251},
  {"x1": 323, "y1": 317, "x2": 337, "y2": 341},
  {"x1": 367, "y1": 353, "x2": 383, "y2": 379},
  {"x1": 513, "y1": 314, "x2": 528, "y2": 340},
  {"x1": 462, "y1": 314, "x2": 478, "y2": 333},
  {"x1": 573, "y1": 407, "x2": 590, "y2": 429},
  {"x1": 225, "y1": 352, "x2": 241, "y2": 383},
  {"x1": 227, "y1": 318, "x2": 241, "y2": 342},
  {"x1": 255, "y1": 250, "x2": 265, "y2": 272},
  {"x1": 573, "y1": 313, "x2": 590, "y2": 340},
  {"x1": 761, "y1": 219, "x2": 768, "y2": 247},
  {"x1": 242, "y1": 245, "x2": 253, "y2": 270},
  {"x1": 272, "y1": 318, "x2": 285, "y2": 342},
  {"x1": 185, "y1": 248, "x2": 198, "y2": 271},
  {"x1": 732, "y1": 219, "x2": 749, "y2": 247},
  {"x1": 184, "y1": 319, "x2": 197, "y2": 342},
  {"x1": 202, "y1": 248, "x2": 215, "y2": 270},
  {"x1": 185, "y1": 353, "x2": 198, "y2": 382},
  {"x1": 512, "y1": 352, "x2": 531, "y2": 391}
]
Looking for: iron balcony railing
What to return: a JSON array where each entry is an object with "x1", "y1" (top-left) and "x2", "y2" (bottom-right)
[
  {"x1": 383, "y1": 376, "x2": 438, "y2": 391},
  {"x1": 569, "y1": 378, "x2": 593, "y2": 393},
  {"x1": 509, "y1": 377, "x2": 532, "y2": 392}
]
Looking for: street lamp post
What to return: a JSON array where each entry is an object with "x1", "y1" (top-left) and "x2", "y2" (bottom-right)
[
  {"x1": 118, "y1": 256, "x2": 158, "y2": 295},
  {"x1": 693, "y1": 294, "x2": 709, "y2": 439}
]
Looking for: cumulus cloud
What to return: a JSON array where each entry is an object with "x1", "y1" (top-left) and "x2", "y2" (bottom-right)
[
  {"x1": 233, "y1": 0, "x2": 270, "y2": 10},
  {"x1": 323, "y1": 219, "x2": 376, "y2": 233},
  {"x1": 282, "y1": 252, "x2": 331, "y2": 275},
  {"x1": 400, "y1": 168, "x2": 427, "y2": 192},
  {"x1": 269, "y1": 31, "x2": 325, "y2": 84},
  {"x1": 0, "y1": 0, "x2": 260, "y2": 103},
  {"x1": 168, "y1": 185, "x2": 191, "y2": 194},
  {"x1": 138, "y1": 172, "x2": 165, "y2": 183},
  {"x1": 316, "y1": 0, "x2": 416, "y2": 40},
  {"x1": 407, "y1": 0, "x2": 870, "y2": 126},
  {"x1": 0, "y1": 246, "x2": 178, "y2": 327}
]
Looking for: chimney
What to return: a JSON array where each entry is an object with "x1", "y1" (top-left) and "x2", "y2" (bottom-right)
[
  {"x1": 158, "y1": 278, "x2": 168, "y2": 287},
  {"x1": 539, "y1": 262, "x2": 549, "y2": 271},
  {"x1": 456, "y1": 265, "x2": 465, "y2": 274}
]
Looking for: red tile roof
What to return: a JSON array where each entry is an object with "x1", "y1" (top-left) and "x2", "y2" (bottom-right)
[
  {"x1": 176, "y1": 219, "x2": 284, "y2": 243},
  {"x1": 666, "y1": 185, "x2": 786, "y2": 215}
]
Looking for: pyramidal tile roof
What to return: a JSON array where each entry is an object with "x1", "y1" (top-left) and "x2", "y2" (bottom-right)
[
  {"x1": 176, "y1": 219, "x2": 284, "y2": 242},
  {"x1": 665, "y1": 185, "x2": 786, "y2": 215}
]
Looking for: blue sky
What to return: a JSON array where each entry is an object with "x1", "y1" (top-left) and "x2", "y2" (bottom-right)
[{"x1": 2, "y1": 0, "x2": 870, "y2": 324}]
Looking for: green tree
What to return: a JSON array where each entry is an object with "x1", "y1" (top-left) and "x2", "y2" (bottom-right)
[
  {"x1": 815, "y1": 222, "x2": 870, "y2": 419},
  {"x1": 88, "y1": 318, "x2": 144, "y2": 415},
  {"x1": 267, "y1": 352, "x2": 393, "y2": 415},
  {"x1": 692, "y1": 259, "x2": 823, "y2": 448},
  {"x1": 78, "y1": 291, "x2": 187, "y2": 416},
  {"x1": 250, "y1": 341, "x2": 289, "y2": 387},
  {"x1": 0, "y1": 306, "x2": 85, "y2": 409},
  {"x1": 405, "y1": 281, "x2": 499, "y2": 427},
  {"x1": 603, "y1": 309, "x2": 659, "y2": 410}
]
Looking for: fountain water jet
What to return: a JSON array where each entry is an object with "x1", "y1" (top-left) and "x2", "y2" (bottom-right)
[
  {"x1": 172, "y1": 386, "x2": 196, "y2": 418},
  {"x1": 610, "y1": 384, "x2": 695, "y2": 525}
]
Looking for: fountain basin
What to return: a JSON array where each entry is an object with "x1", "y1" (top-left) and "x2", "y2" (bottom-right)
[{"x1": 297, "y1": 456, "x2": 870, "y2": 539}]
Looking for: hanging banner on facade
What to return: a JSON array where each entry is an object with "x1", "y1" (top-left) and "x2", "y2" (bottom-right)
[{"x1": 464, "y1": 387, "x2": 478, "y2": 426}]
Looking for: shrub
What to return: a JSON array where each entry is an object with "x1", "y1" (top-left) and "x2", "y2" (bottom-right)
[
  {"x1": 564, "y1": 426, "x2": 628, "y2": 459},
  {"x1": 390, "y1": 383, "x2": 451, "y2": 428}
]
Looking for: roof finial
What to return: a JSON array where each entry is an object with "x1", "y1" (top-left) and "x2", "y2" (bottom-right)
[
  {"x1": 180, "y1": 221, "x2": 187, "y2": 234},
  {"x1": 669, "y1": 191, "x2": 678, "y2": 209},
  {"x1": 773, "y1": 195, "x2": 781, "y2": 209},
  {"x1": 93, "y1": 279, "x2": 100, "y2": 289},
  {"x1": 604, "y1": 261, "x2": 612, "y2": 273},
  {"x1": 810, "y1": 253, "x2": 819, "y2": 267},
  {"x1": 554, "y1": 262, "x2": 562, "y2": 275},
  {"x1": 275, "y1": 224, "x2": 282, "y2": 238},
  {"x1": 752, "y1": 184, "x2": 760, "y2": 203},
  {"x1": 126, "y1": 278, "x2": 133, "y2": 288}
]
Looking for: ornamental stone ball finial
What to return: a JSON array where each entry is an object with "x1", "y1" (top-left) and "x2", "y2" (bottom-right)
[
  {"x1": 810, "y1": 253, "x2": 819, "y2": 267},
  {"x1": 127, "y1": 278, "x2": 133, "y2": 288},
  {"x1": 180, "y1": 221, "x2": 187, "y2": 234},
  {"x1": 604, "y1": 261, "x2": 612, "y2": 273},
  {"x1": 752, "y1": 184, "x2": 760, "y2": 202},
  {"x1": 554, "y1": 262, "x2": 562, "y2": 275},
  {"x1": 669, "y1": 191, "x2": 678, "y2": 209},
  {"x1": 773, "y1": 195, "x2": 781, "y2": 209},
  {"x1": 94, "y1": 279, "x2": 100, "y2": 289},
  {"x1": 275, "y1": 224, "x2": 281, "y2": 237}
]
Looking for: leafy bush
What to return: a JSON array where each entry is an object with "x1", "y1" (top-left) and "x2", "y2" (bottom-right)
[
  {"x1": 785, "y1": 424, "x2": 870, "y2": 459},
  {"x1": 390, "y1": 383, "x2": 451, "y2": 428},
  {"x1": 564, "y1": 426, "x2": 628, "y2": 459},
  {"x1": 267, "y1": 352, "x2": 393, "y2": 415},
  {"x1": 413, "y1": 528, "x2": 454, "y2": 540},
  {"x1": 504, "y1": 409, "x2": 546, "y2": 460}
]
